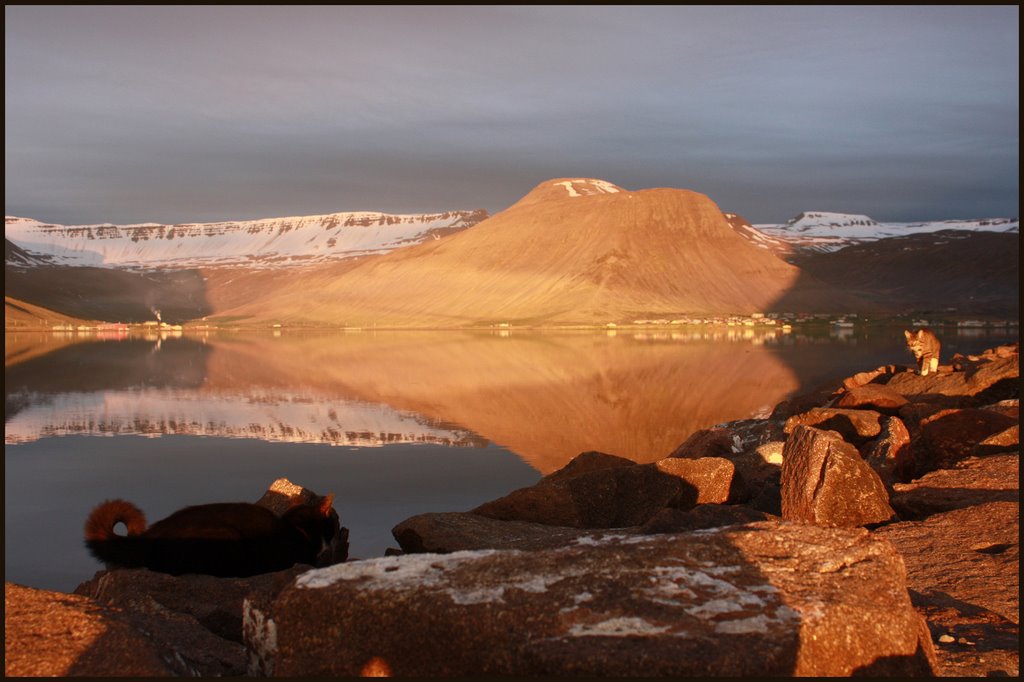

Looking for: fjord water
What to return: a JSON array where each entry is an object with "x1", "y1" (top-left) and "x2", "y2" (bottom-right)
[{"x1": 5, "y1": 327, "x2": 1017, "y2": 592}]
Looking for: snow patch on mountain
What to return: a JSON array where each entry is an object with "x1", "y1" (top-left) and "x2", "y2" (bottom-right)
[
  {"x1": 554, "y1": 179, "x2": 622, "y2": 197},
  {"x1": 4, "y1": 209, "x2": 487, "y2": 269},
  {"x1": 746, "y1": 212, "x2": 1018, "y2": 256}
]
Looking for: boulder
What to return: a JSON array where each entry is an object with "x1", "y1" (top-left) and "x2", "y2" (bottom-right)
[
  {"x1": 890, "y1": 454, "x2": 1019, "y2": 521},
  {"x1": 640, "y1": 504, "x2": 775, "y2": 534},
  {"x1": 74, "y1": 565, "x2": 308, "y2": 644},
  {"x1": 246, "y1": 523, "x2": 935, "y2": 676},
  {"x1": 874, "y1": 501, "x2": 1019, "y2": 625},
  {"x1": 908, "y1": 588, "x2": 1020, "y2": 677},
  {"x1": 976, "y1": 423, "x2": 1019, "y2": 456},
  {"x1": 769, "y1": 378, "x2": 844, "y2": 420},
  {"x1": 669, "y1": 428, "x2": 739, "y2": 459},
  {"x1": 886, "y1": 352, "x2": 1018, "y2": 406},
  {"x1": 908, "y1": 408, "x2": 1018, "y2": 476},
  {"x1": 784, "y1": 407, "x2": 883, "y2": 446},
  {"x1": 5, "y1": 581, "x2": 236, "y2": 677},
  {"x1": 671, "y1": 419, "x2": 786, "y2": 504},
  {"x1": 835, "y1": 383, "x2": 909, "y2": 414},
  {"x1": 392, "y1": 512, "x2": 631, "y2": 554},
  {"x1": 471, "y1": 454, "x2": 693, "y2": 528},
  {"x1": 859, "y1": 415, "x2": 912, "y2": 488},
  {"x1": 876, "y1": 493, "x2": 1019, "y2": 675},
  {"x1": 654, "y1": 456, "x2": 740, "y2": 505},
  {"x1": 780, "y1": 425, "x2": 895, "y2": 527},
  {"x1": 543, "y1": 450, "x2": 636, "y2": 481}
]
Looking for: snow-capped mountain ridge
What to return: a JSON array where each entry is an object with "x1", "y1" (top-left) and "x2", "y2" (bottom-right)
[
  {"x1": 4, "y1": 208, "x2": 487, "y2": 269},
  {"x1": 747, "y1": 211, "x2": 1018, "y2": 257}
]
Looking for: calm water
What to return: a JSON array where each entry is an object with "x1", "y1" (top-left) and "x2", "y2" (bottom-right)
[{"x1": 5, "y1": 326, "x2": 1018, "y2": 592}]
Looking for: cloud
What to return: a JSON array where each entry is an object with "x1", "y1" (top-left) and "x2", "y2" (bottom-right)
[{"x1": 4, "y1": 5, "x2": 1018, "y2": 224}]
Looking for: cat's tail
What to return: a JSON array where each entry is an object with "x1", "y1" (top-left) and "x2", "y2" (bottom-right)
[{"x1": 84, "y1": 499, "x2": 148, "y2": 568}]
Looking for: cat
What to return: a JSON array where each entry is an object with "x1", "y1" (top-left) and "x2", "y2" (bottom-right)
[
  {"x1": 904, "y1": 328, "x2": 941, "y2": 376},
  {"x1": 84, "y1": 493, "x2": 340, "y2": 578}
]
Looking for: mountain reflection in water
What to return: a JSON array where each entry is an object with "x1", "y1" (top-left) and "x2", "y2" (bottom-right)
[{"x1": 7, "y1": 330, "x2": 803, "y2": 473}]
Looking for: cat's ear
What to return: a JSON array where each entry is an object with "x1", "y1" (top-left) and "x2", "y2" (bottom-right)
[
  {"x1": 903, "y1": 330, "x2": 913, "y2": 340},
  {"x1": 319, "y1": 493, "x2": 335, "y2": 517}
]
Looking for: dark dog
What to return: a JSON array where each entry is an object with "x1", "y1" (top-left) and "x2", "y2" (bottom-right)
[{"x1": 84, "y1": 494, "x2": 340, "y2": 577}]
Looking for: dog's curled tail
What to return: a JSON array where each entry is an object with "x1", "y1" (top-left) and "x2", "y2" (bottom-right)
[{"x1": 84, "y1": 499, "x2": 147, "y2": 542}]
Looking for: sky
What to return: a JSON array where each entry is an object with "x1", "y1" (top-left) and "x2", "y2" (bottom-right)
[{"x1": 4, "y1": 5, "x2": 1019, "y2": 226}]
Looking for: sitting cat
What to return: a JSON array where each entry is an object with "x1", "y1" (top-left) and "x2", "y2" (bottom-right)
[
  {"x1": 84, "y1": 493, "x2": 340, "y2": 577},
  {"x1": 904, "y1": 328, "x2": 941, "y2": 376}
]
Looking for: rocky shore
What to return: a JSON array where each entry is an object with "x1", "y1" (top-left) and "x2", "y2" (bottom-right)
[{"x1": 5, "y1": 344, "x2": 1018, "y2": 676}]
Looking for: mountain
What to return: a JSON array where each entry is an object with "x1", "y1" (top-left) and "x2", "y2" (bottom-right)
[
  {"x1": 212, "y1": 178, "x2": 863, "y2": 327},
  {"x1": 4, "y1": 209, "x2": 487, "y2": 268},
  {"x1": 5, "y1": 296, "x2": 97, "y2": 332},
  {"x1": 750, "y1": 212, "x2": 1019, "y2": 259},
  {"x1": 794, "y1": 229, "x2": 1019, "y2": 316}
]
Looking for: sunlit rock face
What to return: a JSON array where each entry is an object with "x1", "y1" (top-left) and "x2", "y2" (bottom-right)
[{"x1": 213, "y1": 178, "x2": 865, "y2": 327}]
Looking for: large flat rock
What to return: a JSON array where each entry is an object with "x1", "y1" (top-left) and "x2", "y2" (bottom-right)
[
  {"x1": 246, "y1": 522, "x2": 935, "y2": 676},
  {"x1": 5, "y1": 582, "x2": 171, "y2": 676},
  {"x1": 874, "y1": 501, "x2": 1019, "y2": 677}
]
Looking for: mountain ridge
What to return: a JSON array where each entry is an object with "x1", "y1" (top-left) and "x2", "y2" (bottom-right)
[{"x1": 4, "y1": 209, "x2": 488, "y2": 269}]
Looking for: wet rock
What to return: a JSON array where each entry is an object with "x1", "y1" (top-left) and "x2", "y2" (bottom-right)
[
  {"x1": 890, "y1": 454, "x2": 1019, "y2": 521},
  {"x1": 781, "y1": 425, "x2": 895, "y2": 527},
  {"x1": 640, "y1": 504, "x2": 775, "y2": 534},
  {"x1": 392, "y1": 512, "x2": 632, "y2": 554},
  {"x1": 784, "y1": 407, "x2": 883, "y2": 446},
  {"x1": 246, "y1": 523, "x2": 935, "y2": 676},
  {"x1": 5, "y1": 581, "x2": 235, "y2": 677},
  {"x1": 909, "y1": 408, "x2": 1017, "y2": 476},
  {"x1": 859, "y1": 415, "x2": 912, "y2": 488},
  {"x1": 471, "y1": 456, "x2": 692, "y2": 528},
  {"x1": 654, "y1": 456, "x2": 740, "y2": 505},
  {"x1": 835, "y1": 383, "x2": 909, "y2": 414}
]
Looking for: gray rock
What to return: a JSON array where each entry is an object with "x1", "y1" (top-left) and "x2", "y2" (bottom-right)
[
  {"x1": 245, "y1": 523, "x2": 936, "y2": 676},
  {"x1": 781, "y1": 425, "x2": 895, "y2": 527},
  {"x1": 392, "y1": 512, "x2": 634, "y2": 553}
]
